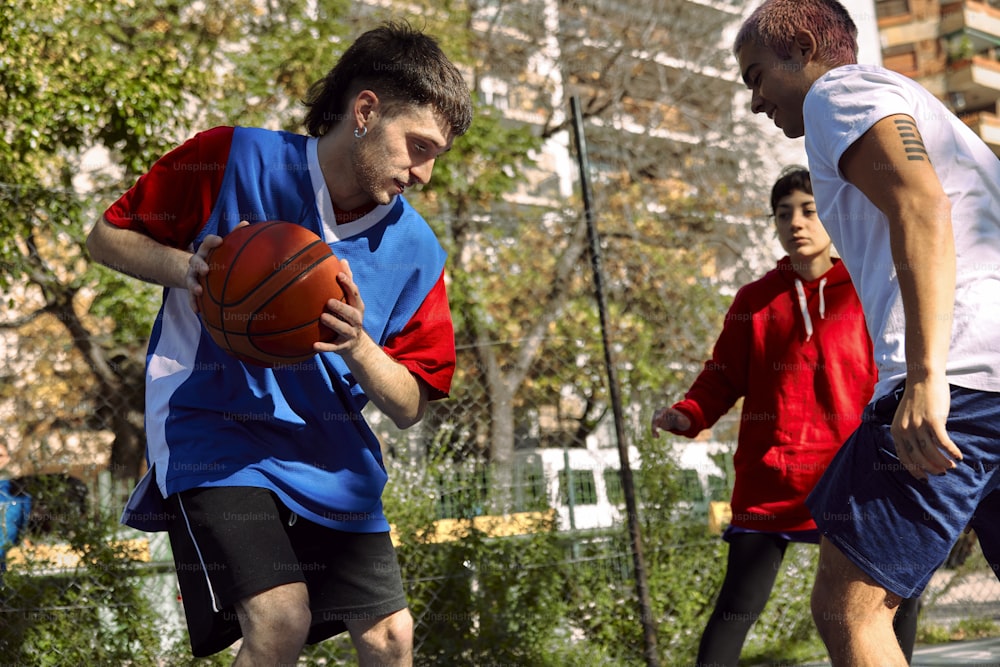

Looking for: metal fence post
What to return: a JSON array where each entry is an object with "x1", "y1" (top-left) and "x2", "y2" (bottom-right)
[{"x1": 569, "y1": 94, "x2": 660, "y2": 667}]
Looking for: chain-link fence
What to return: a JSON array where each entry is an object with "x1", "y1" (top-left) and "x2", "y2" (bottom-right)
[
  {"x1": 2, "y1": 465, "x2": 998, "y2": 666},
  {"x1": 0, "y1": 179, "x2": 997, "y2": 664},
  {"x1": 0, "y1": 467, "x2": 761, "y2": 665}
]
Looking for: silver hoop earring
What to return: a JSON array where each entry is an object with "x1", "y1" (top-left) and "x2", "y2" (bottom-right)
[{"x1": 354, "y1": 126, "x2": 368, "y2": 139}]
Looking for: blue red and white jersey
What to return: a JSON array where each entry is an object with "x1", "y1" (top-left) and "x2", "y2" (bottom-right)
[{"x1": 106, "y1": 126, "x2": 456, "y2": 533}]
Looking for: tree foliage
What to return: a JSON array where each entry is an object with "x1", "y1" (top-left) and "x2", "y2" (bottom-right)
[
  {"x1": 2, "y1": 0, "x2": 777, "y2": 479},
  {"x1": 0, "y1": 475, "x2": 161, "y2": 664},
  {"x1": 0, "y1": 3, "x2": 850, "y2": 664},
  {"x1": 0, "y1": 0, "x2": 350, "y2": 478},
  {"x1": 403, "y1": 0, "x2": 773, "y2": 472}
]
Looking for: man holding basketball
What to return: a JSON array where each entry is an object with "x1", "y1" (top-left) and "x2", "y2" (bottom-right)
[
  {"x1": 734, "y1": 1, "x2": 1000, "y2": 664},
  {"x1": 86, "y1": 22, "x2": 472, "y2": 666}
]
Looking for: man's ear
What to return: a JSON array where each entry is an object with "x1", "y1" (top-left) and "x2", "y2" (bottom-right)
[
  {"x1": 793, "y1": 29, "x2": 818, "y2": 61},
  {"x1": 353, "y1": 90, "x2": 380, "y2": 126}
]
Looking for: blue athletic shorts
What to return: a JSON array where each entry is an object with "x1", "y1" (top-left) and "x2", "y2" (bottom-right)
[{"x1": 806, "y1": 382, "x2": 1000, "y2": 598}]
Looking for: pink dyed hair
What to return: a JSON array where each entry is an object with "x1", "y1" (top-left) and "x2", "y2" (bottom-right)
[{"x1": 734, "y1": 0, "x2": 858, "y2": 67}]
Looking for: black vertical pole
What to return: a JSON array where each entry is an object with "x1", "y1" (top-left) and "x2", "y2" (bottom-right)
[{"x1": 569, "y1": 95, "x2": 659, "y2": 667}]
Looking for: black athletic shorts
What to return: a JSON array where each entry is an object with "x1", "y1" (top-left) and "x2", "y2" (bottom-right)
[{"x1": 165, "y1": 486, "x2": 407, "y2": 657}]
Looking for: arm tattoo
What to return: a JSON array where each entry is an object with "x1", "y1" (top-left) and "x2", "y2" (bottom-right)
[{"x1": 893, "y1": 118, "x2": 929, "y2": 162}]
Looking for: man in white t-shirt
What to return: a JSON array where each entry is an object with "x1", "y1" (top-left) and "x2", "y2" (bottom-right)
[{"x1": 734, "y1": 1, "x2": 1000, "y2": 664}]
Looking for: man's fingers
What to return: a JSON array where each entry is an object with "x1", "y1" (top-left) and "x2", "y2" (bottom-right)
[{"x1": 894, "y1": 427, "x2": 961, "y2": 480}]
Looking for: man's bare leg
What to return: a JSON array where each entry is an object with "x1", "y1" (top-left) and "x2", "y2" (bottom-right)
[
  {"x1": 346, "y1": 608, "x2": 414, "y2": 667},
  {"x1": 811, "y1": 538, "x2": 908, "y2": 667},
  {"x1": 233, "y1": 582, "x2": 311, "y2": 666}
]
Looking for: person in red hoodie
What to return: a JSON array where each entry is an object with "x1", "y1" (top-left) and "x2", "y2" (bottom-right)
[{"x1": 651, "y1": 167, "x2": 918, "y2": 665}]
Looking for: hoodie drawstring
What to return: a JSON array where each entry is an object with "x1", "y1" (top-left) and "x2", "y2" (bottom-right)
[
  {"x1": 818, "y1": 277, "x2": 827, "y2": 320},
  {"x1": 795, "y1": 277, "x2": 828, "y2": 342},
  {"x1": 794, "y1": 279, "x2": 812, "y2": 342}
]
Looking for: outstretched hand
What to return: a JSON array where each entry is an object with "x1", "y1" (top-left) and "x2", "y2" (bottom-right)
[{"x1": 651, "y1": 406, "x2": 692, "y2": 438}]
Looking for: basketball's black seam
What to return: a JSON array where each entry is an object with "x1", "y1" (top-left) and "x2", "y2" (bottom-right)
[
  {"x1": 247, "y1": 252, "x2": 338, "y2": 345},
  {"x1": 214, "y1": 221, "x2": 282, "y2": 353},
  {"x1": 202, "y1": 222, "x2": 336, "y2": 364},
  {"x1": 210, "y1": 221, "x2": 277, "y2": 308},
  {"x1": 222, "y1": 240, "x2": 326, "y2": 313}
]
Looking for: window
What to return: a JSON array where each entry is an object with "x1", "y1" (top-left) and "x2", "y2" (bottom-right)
[
  {"x1": 603, "y1": 469, "x2": 624, "y2": 506},
  {"x1": 514, "y1": 459, "x2": 549, "y2": 511},
  {"x1": 558, "y1": 469, "x2": 598, "y2": 505},
  {"x1": 883, "y1": 45, "x2": 918, "y2": 77},
  {"x1": 706, "y1": 475, "x2": 730, "y2": 502},
  {"x1": 437, "y1": 466, "x2": 489, "y2": 519}
]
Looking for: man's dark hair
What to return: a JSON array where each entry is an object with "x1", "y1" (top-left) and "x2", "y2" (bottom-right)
[
  {"x1": 770, "y1": 166, "x2": 812, "y2": 215},
  {"x1": 303, "y1": 21, "x2": 473, "y2": 138}
]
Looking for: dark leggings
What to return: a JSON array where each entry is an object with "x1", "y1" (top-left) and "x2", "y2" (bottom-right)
[{"x1": 696, "y1": 532, "x2": 920, "y2": 666}]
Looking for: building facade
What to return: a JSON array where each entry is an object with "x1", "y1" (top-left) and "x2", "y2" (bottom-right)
[{"x1": 877, "y1": 0, "x2": 1000, "y2": 155}]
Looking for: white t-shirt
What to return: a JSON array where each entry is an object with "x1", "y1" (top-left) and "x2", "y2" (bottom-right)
[{"x1": 804, "y1": 65, "x2": 1000, "y2": 400}]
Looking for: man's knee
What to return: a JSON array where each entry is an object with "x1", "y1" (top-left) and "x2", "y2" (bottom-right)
[
  {"x1": 372, "y1": 608, "x2": 413, "y2": 652},
  {"x1": 350, "y1": 608, "x2": 413, "y2": 664},
  {"x1": 237, "y1": 583, "x2": 312, "y2": 651},
  {"x1": 269, "y1": 596, "x2": 312, "y2": 640}
]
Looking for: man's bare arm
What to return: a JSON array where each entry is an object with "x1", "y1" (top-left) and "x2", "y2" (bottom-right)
[{"x1": 839, "y1": 114, "x2": 960, "y2": 479}]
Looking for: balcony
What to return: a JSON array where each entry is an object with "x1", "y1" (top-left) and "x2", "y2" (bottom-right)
[
  {"x1": 942, "y1": 1, "x2": 1000, "y2": 54},
  {"x1": 879, "y1": 15, "x2": 939, "y2": 50},
  {"x1": 947, "y1": 54, "x2": 1000, "y2": 111}
]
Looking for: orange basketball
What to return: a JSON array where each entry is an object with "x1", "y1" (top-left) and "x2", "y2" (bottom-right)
[{"x1": 197, "y1": 221, "x2": 345, "y2": 367}]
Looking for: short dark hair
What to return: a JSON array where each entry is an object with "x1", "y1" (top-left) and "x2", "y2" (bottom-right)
[
  {"x1": 770, "y1": 166, "x2": 812, "y2": 215},
  {"x1": 303, "y1": 21, "x2": 473, "y2": 138}
]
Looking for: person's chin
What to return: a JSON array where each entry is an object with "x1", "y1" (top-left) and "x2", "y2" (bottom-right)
[
  {"x1": 770, "y1": 114, "x2": 801, "y2": 139},
  {"x1": 781, "y1": 123, "x2": 805, "y2": 139},
  {"x1": 370, "y1": 191, "x2": 394, "y2": 206},
  {"x1": 789, "y1": 248, "x2": 822, "y2": 264}
]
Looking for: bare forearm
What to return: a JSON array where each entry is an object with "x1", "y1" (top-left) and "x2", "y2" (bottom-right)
[
  {"x1": 340, "y1": 333, "x2": 427, "y2": 429},
  {"x1": 890, "y1": 197, "x2": 955, "y2": 381},
  {"x1": 86, "y1": 218, "x2": 191, "y2": 288},
  {"x1": 839, "y1": 114, "x2": 961, "y2": 477}
]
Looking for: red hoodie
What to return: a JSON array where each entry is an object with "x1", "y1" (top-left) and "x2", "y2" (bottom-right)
[{"x1": 672, "y1": 257, "x2": 875, "y2": 533}]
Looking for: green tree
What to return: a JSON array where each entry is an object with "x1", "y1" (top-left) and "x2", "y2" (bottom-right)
[
  {"x1": 0, "y1": 0, "x2": 349, "y2": 478},
  {"x1": 0, "y1": 2, "x2": 806, "y2": 663}
]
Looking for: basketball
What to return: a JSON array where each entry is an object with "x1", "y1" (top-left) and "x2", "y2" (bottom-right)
[{"x1": 197, "y1": 221, "x2": 345, "y2": 367}]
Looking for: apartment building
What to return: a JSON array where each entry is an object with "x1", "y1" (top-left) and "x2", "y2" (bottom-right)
[
  {"x1": 462, "y1": 0, "x2": 759, "y2": 206},
  {"x1": 877, "y1": 0, "x2": 1000, "y2": 155}
]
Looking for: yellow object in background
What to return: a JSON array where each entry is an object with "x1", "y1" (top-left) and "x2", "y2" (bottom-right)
[{"x1": 708, "y1": 501, "x2": 731, "y2": 535}]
